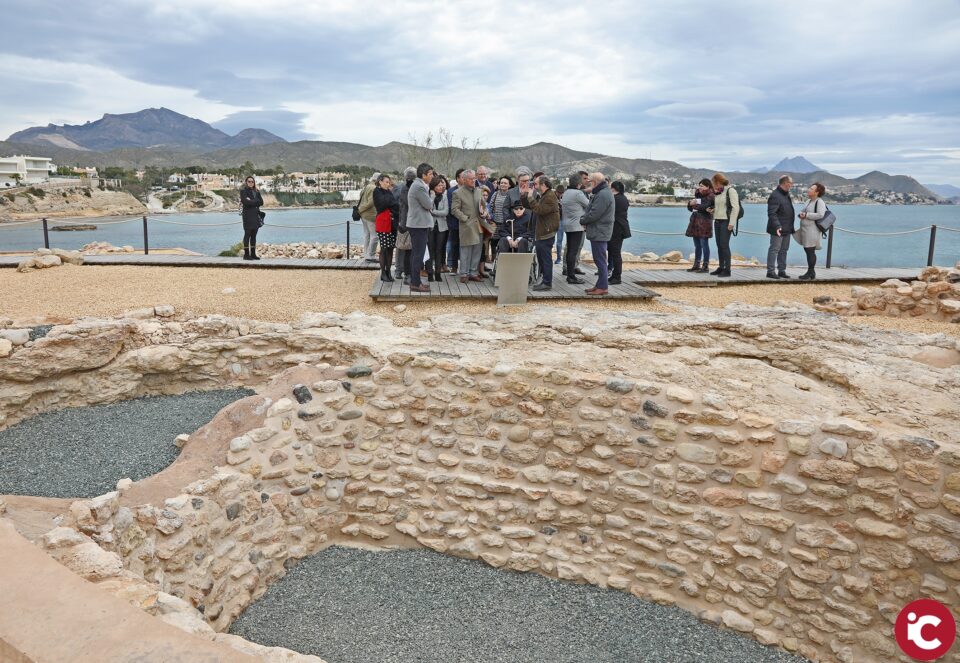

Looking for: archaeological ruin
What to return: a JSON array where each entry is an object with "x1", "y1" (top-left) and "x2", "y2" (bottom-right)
[{"x1": 1, "y1": 302, "x2": 959, "y2": 662}]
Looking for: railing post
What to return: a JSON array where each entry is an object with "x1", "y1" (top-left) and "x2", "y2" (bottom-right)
[
  {"x1": 346, "y1": 219, "x2": 351, "y2": 259},
  {"x1": 825, "y1": 226, "x2": 834, "y2": 269},
  {"x1": 142, "y1": 215, "x2": 149, "y2": 255},
  {"x1": 42, "y1": 217, "x2": 50, "y2": 249},
  {"x1": 927, "y1": 225, "x2": 937, "y2": 267}
]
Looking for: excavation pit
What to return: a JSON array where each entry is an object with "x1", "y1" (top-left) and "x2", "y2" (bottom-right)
[{"x1": 1, "y1": 306, "x2": 958, "y2": 663}]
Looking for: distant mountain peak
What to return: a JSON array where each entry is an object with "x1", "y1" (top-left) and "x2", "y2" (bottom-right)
[
  {"x1": 770, "y1": 156, "x2": 822, "y2": 174},
  {"x1": 6, "y1": 108, "x2": 287, "y2": 151}
]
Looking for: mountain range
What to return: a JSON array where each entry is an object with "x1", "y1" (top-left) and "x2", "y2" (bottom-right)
[
  {"x1": 7, "y1": 108, "x2": 285, "y2": 151},
  {"x1": 2, "y1": 108, "x2": 943, "y2": 199}
]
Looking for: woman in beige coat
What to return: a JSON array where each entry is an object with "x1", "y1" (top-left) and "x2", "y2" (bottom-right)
[{"x1": 796, "y1": 182, "x2": 826, "y2": 280}]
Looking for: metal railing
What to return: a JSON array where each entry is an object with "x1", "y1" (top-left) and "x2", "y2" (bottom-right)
[
  {"x1": 628, "y1": 223, "x2": 958, "y2": 268},
  {"x1": 3, "y1": 215, "x2": 363, "y2": 257},
  {"x1": 3, "y1": 215, "x2": 958, "y2": 267}
]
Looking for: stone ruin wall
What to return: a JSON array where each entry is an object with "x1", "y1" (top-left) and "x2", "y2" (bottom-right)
[
  {"x1": 3, "y1": 308, "x2": 960, "y2": 663},
  {"x1": 54, "y1": 356, "x2": 960, "y2": 663},
  {"x1": 814, "y1": 264, "x2": 960, "y2": 322}
]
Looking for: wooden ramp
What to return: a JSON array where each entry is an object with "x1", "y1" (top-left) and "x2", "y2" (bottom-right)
[
  {"x1": 0, "y1": 254, "x2": 379, "y2": 270},
  {"x1": 370, "y1": 265, "x2": 660, "y2": 302},
  {"x1": 629, "y1": 265, "x2": 922, "y2": 287}
]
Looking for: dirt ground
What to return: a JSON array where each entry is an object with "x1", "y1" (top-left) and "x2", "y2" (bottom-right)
[{"x1": 0, "y1": 265, "x2": 956, "y2": 339}]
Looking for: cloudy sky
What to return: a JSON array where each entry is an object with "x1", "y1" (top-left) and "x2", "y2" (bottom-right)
[{"x1": 3, "y1": 0, "x2": 960, "y2": 183}]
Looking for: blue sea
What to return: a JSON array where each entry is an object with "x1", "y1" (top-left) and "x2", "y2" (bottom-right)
[{"x1": 1, "y1": 204, "x2": 958, "y2": 268}]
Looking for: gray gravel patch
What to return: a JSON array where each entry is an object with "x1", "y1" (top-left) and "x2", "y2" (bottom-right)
[
  {"x1": 229, "y1": 546, "x2": 806, "y2": 663},
  {"x1": 0, "y1": 388, "x2": 254, "y2": 498}
]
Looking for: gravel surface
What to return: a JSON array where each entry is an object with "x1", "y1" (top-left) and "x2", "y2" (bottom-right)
[
  {"x1": 0, "y1": 388, "x2": 254, "y2": 498},
  {"x1": 2, "y1": 264, "x2": 955, "y2": 338},
  {"x1": 229, "y1": 546, "x2": 806, "y2": 663}
]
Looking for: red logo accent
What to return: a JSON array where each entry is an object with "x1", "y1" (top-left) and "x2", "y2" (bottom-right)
[{"x1": 895, "y1": 599, "x2": 956, "y2": 661}]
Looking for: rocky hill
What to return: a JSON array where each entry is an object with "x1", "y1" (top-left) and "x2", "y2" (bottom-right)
[
  {"x1": 1, "y1": 109, "x2": 940, "y2": 199},
  {"x1": 7, "y1": 108, "x2": 286, "y2": 151},
  {"x1": 0, "y1": 185, "x2": 145, "y2": 221}
]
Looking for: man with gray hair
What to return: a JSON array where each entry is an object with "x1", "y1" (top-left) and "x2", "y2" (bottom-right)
[
  {"x1": 451, "y1": 169, "x2": 484, "y2": 282},
  {"x1": 580, "y1": 172, "x2": 615, "y2": 295},
  {"x1": 476, "y1": 166, "x2": 494, "y2": 195},
  {"x1": 505, "y1": 166, "x2": 533, "y2": 212},
  {"x1": 356, "y1": 172, "x2": 380, "y2": 262}
]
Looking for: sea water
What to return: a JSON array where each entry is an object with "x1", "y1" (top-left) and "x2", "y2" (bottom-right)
[{"x1": 1, "y1": 204, "x2": 957, "y2": 268}]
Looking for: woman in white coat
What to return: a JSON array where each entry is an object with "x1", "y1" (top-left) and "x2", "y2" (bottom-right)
[{"x1": 796, "y1": 182, "x2": 826, "y2": 280}]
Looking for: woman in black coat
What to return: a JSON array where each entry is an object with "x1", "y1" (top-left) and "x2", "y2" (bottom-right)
[
  {"x1": 373, "y1": 174, "x2": 400, "y2": 282},
  {"x1": 240, "y1": 176, "x2": 264, "y2": 260},
  {"x1": 608, "y1": 181, "x2": 632, "y2": 284},
  {"x1": 685, "y1": 179, "x2": 714, "y2": 273}
]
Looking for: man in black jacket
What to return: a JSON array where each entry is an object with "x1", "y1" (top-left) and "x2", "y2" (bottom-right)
[
  {"x1": 766, "y1": 175, "x2": 795, "y2": 279},
  {"x1": 609, "y1": 181, "x2": 631, "y2": 284}
]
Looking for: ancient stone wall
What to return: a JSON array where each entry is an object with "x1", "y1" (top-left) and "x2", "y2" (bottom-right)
[
  {"x1": 59, "y1": 357, "x2": 960, "y2": 663},
  {"x1": 814, "y1": 264, "x2": 960, "y2": 322}
]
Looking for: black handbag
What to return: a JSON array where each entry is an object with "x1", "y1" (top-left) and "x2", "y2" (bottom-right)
[{"x1": 258, "y1": 210, "x2": 266, "y2": 227}]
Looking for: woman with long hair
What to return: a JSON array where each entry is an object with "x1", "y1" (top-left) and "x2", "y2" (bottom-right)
[
  {"x1": 710, "y1": 173, "x2": 739, "y2": 278},
  {"x1": 685, "y1": 179, "x2": 714, "y2": 273},
  {"x1": 796, "y1": 182, "x2": 827, "y2": 280},
  {"x1": 239, "y1": 175, "x2": 264, "y2": 260},
  {"x1": 373, "y1": 174, "x2": 399, "y2": 282}
]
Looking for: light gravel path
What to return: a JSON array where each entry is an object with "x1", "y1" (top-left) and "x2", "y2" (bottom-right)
[
  {"x1": 3, "y1": 265, "x2": 957, "y2": 340},
  {"x1": 229, "y1": 546, "x2": 806, "y2": 663},
  {"x1": 0, "y1": 388, "x2": 254, "y2": 498}
]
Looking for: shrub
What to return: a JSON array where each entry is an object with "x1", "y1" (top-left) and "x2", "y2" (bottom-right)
[
  {"x1": 218, "y1": 242, "x2": 243, "y2": 257},
  {"x1": 83, "y1": 188, "x2": 92, "y2": 198},
  {"x1": 26, "y1": 186, "x2": 46, "y2": 198}
]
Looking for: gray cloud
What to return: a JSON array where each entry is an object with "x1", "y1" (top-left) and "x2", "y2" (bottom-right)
[
  {"x1": 213, "y1": 110, "x2": 312, "y2": 140},
  {"x1": 2, "y1": 0, "x2": 959, "y2": 183}
]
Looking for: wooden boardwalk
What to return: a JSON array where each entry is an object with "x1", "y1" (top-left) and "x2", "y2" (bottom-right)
[
  {"x1": 629, "y1": 265, "x2": 921, "y2": 287},
  {"x1": 0, "y1": 254, "x2": 379, "y2": 270},
  {"x1": 369, "y1": 264, "x2": 924, "y2": 302},
  {"x1": 370, "y1": 265, "x2": 660, "y2": 302}
]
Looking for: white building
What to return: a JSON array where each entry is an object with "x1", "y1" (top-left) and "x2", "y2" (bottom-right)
[{"x1": 0, "y1": 155, "x2": 54, "y2": 187}]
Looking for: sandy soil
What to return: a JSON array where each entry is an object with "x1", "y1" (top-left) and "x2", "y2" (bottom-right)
[{"x1": 0, "y1": 265, "x2": 956, "y2": 338}]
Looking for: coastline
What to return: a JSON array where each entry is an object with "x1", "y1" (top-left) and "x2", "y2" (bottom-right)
[{"x1": 3, "y1": 199, "x2": 947, "y2": 223}]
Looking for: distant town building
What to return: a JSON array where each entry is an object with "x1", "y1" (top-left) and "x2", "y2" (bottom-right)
[
  {"x1": 73, "y1": 166, "x2": 98, "y2": 178},
  {"x1": 0, "y1": 155, "x2": 54, "y2": 187}
]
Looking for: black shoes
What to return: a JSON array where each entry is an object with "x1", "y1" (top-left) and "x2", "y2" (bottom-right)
[
  {"x1": 766, "y1": 272, "x2": 779, "y2": 279},
  {"x1": 717, "y1": 270, "x2": 731, "y2": 278},
  {"x1": 567, "y1": 277, "x2": 585, "y2": 284},
  {"x1": 380, "y1": 270, "x2": 394, "y2": 282},
  {"x1": 778, "y1": 272, "x2": 791, "y2": 279},
  {"x1": 686, "y1": 262, "x2": 701, "y2": 272},
  {"x1": 532, "y1": 283, "x2": 552, "y2": 291},
  {"x1": 696, "y1": 265, "x2": 710, "y2": 273},
  {"x1": 798, "y1": 271, "x2": 816, "y2": 281},
  {"x1": 574, "y1": 268, "x2": 585, "y2": 275},
  {"x1": 608, "y1": 278, "x2": 622, "y2": 285},
  {"x1": 709, "y1": 268, "x2": 723, "y2": 275}
]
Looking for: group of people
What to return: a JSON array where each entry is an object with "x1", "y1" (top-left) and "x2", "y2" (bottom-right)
[
  {"x1": 239, "y1": 166, "x2": 829, "y2": 286},
  {"x1": 684, "y1": 173, "x2": 828, "y2": 280},
  {"x1": 353, "y1": 164, "x2": 631, "y2": 295}
]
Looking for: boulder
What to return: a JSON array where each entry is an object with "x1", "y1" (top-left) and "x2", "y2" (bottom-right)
[{"x1": 661, "y1": 250, "x2": 683, "y2": 262}]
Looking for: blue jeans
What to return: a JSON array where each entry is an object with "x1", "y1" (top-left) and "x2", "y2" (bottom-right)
[
  {"x1": 767, "y1": 233, "x2": 791, "y2": 274},
  {"x1": 555, "y1": 231, "x2": 564, "y2": 261},
  {"x1": 591, "y1": 240, "x2": 608, "y2": 290},
  {"x1": 535, "y1": 237, "x2": 555, "y2": 284},
  {"x1": 446, "y1": 218, "x2": 460, "y2": 269},
  {"x1": 694, "y1": 237, "x2": 710, "y2": 265}
]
